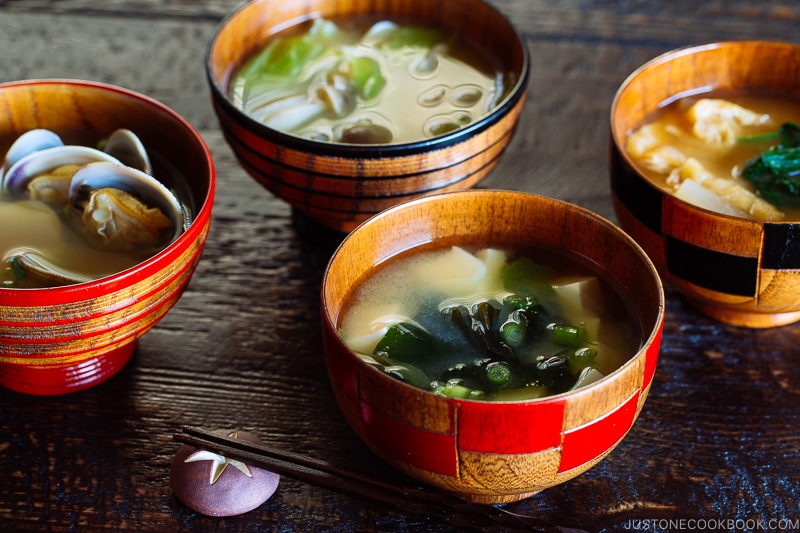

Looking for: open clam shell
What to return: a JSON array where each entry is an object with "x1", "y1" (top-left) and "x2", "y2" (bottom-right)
[
  {"x1": 2, "y1": 145, "x2": 121, "y2": 200},
  {"x1": 1, "y1": 128, "x2": 152, "y2": 188},
  {"x1": 68, "y1": 161, "x2": 185, "y2": 249},
  {"x1": 5, "y1": 249, "x2": 96, "y2": 286},
  {"x1": 103, "y1": 128, "x2": 153, "y2": 175},
  {"x1": 3, "y1": 163, "x2": 185, "y2": 287},
  {"x1": 0, "y1": 129, "x2": 65, "y2": 182}
]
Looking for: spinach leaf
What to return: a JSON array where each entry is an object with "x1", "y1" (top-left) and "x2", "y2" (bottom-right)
[{"x1": 742, "y1": 122, "x2": 800, "y2": 207}]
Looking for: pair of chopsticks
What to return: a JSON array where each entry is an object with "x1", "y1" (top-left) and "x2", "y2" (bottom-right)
[{"x1": 173, "y1": 426, "x2": 573, "y2": 533}]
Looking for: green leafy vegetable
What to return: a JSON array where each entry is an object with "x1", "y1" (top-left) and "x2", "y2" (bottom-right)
[
  {"x1": 372, "y1": 321, "x2": 437, "y2": 365},
  {"x1": 503, "y1": 294, "x2": 539, "y2": 311},
  {"x1": 370, "y1": 353, "x2": 432, "y2": 389},
  {"x1": 741, "y1": 122, "x2": 800, "y2": 207},
  {"x1": 238, "y1": 19, "x2": 341, "y2": 80},
  {"x1": 342, "y1": 56, "x2": 386, "y2": 100},
  {"x1": 368, "y1": 255, "x2": 607, "y2": 400},
  {"x1": 740, "y1": 122, "x2": 800, "y2": 147},
  {"x1": 502, "y1": 258, "x2": 556, "y2": 298}
]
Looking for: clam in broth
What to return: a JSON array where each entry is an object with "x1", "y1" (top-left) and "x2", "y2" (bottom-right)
[{"x1": 0, "y1": 129, "x2": 185, "y2": 288}]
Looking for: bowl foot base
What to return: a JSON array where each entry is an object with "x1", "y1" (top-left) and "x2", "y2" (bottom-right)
[
  {"x1": 690, "y1": 301, "x2": 800, "y2": 328},
  {"x1": 453, "y1": 489, "x2": 540, "y2": 504},
  {"x1": 0, "y1": 342, "x2": 137, "y2": 395}
]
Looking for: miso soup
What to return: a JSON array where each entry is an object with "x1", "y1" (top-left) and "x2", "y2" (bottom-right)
[
  {"x1": 229, "y1": 17, "x2": 515, "y2": 145},
  {"x1": 625, "y1": 92, "x2": 800, "y2": 221},
  {"x1": 0, "y1": 131, "x2": 187, "y2": 289},
  {"x1": 338, "y1": 245, "x2": 643, "y2": 401}
]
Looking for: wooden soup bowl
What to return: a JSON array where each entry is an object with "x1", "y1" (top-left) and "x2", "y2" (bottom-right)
[
  {"x1": 0, "y1": 80, "x2": 215, "y2": 395},
  {"x1": 321, "y1": 190, "x2": 664, "y2": 503},
  {"x1": 610, "y1": 41, "x2": 800, "y2": 328},
  {"x1": 207, "y1": 0, "x2": 529, "y2": 233}
]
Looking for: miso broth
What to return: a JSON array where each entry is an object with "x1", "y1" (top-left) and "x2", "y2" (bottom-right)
[
  {"x1": 338, "y1": 245, "x2": 643, "y2": 401},
  {"x1": 0, "y1": 198, "x2": 152, "y2": 288},
  {"x1": 0, "y1": 132, "x2": 188, "y2": 289},
  {"x1": 625, "y1": 92, "x2": 800, "y2": 221},
  {"x1": 229, "y1": 17, "x2": 515, "y2": 144}
]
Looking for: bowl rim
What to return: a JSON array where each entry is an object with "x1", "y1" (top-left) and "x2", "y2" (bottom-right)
[
  {"x1": 0, "y1": 78, "x2": 216, "y2": 297},
  {"x1": 320, "y1": 189, "x2": 665, "y2": 404},
  {"x1": 611, "y1": 39, "x2": 800, "y2": 121},
  {"x1": 609, "y1": 39, "x2": 800, "y2": 226},
  {"x1": 205, "y1": 0, "x2": 530, "y2": 157}
]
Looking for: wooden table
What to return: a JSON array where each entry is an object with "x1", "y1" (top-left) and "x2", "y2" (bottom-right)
[{"x1": 2, "y1": 1, "x2": 799, "y2": 531}]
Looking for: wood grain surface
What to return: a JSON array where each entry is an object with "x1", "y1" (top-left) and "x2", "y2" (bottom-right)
[{"x1": 1, "y1": 1, "x2": 799, "y2": 532}]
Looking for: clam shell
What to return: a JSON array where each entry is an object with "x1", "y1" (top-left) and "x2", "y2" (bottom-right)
[
  {"x1": 6, "y1": 249, "x2": 95, "y2": 286},
  {"x1": 3, "y1": 146, "x2": 120, "y2": 199},
  {"x1": 68, "y1": 161, "x2": 185, "y2": 245},
  {"x1": 103, "y1": 128, "x2": 153, "y2": 175},
  {"x1": 1, "y1": 129, "x2": 64, "y2": 182}
]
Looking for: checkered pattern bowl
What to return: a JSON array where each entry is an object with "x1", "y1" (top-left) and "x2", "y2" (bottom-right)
[
  {"x1": 321, "y1": 190, "x2": 664, "y2": 503},
  {"x1": 610, "y1": 41, "x2": 800, "y2": 327}
]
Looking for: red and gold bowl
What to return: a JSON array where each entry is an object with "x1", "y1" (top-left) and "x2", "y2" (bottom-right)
[
  {"x1": 0, "y1": 79, "x2": 215, "y2": 395},
  {"x1": 206, "y1": 0, "x2": 529, "y2": 233},
  {"x1": 320, "y1": 190, "x2": 664, "y2": 503}
]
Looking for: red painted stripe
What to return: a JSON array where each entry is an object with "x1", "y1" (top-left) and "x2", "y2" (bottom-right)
[
  {"x1": 558, "y1": 389, "x2": 640, "y2": 473},
  {"x1": 359, "y1": 400, "x2": 458, "y2": 477},
  {"x1": 0, "y1": 217, "x2": 210, "y2": 308},
  {"x1": 458, "y1": 397, "x2": 567, "y2": 454},
  {"x1": 0, "y1": 256, "x2": 198, "y2": 345},
  {"x1": 0, "y1": 286, "x2": 185, "y2": 361}
]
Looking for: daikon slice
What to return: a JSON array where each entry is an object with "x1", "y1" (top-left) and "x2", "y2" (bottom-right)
[{"x1": 674, "y1": 178, "x2": 752, "y2": 218}]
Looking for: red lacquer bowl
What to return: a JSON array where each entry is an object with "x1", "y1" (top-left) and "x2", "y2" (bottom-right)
[
  {"x1": 321, "y1": 190, "x2": 665, "y2": 503},
  {"x1": 0, "y1": 80, "x2": 215, "y2": 395},
  {"x1": 206, "y1": 0, "x2": 529, "y2": 233}
]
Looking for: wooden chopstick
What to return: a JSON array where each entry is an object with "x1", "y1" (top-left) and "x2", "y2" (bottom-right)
[{"x1": 173, "y1": 426, "x2": 571, "y2": 533}]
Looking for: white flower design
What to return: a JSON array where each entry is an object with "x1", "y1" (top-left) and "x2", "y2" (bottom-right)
[{"x1": 184, "y1": 430, "x2": 253, "y2": 484}]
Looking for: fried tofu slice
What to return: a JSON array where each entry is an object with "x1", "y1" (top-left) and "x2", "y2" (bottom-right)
[{"x1": 688, "y1": 98, "x2": 771, "y2": 147}]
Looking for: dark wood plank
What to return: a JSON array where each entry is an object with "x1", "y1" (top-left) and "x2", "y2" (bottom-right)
[{"x1": 1, "y1": 1, "x2": 800, "y2": 531}]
